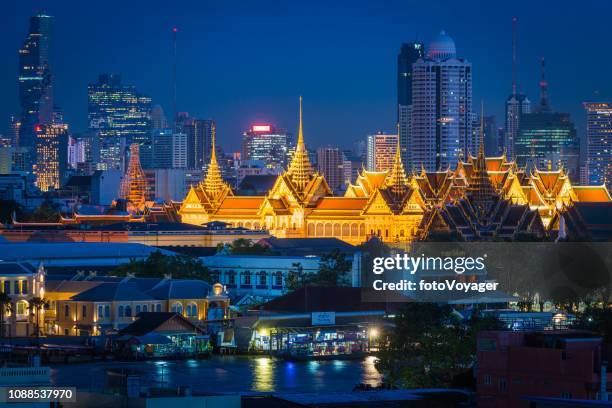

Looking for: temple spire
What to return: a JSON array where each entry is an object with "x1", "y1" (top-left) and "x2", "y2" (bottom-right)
[
  {"x1": 286, "y1": 96, "x2": 314, "y2": 191},
  {"x1": 385, "y1": 123, "x2": 408, "y2": 194},
  {"x1": 468, "y1": 101, "x2": 496, "y2": 219},
  {"x1": 203, "y1": 122, "x2": 225, "y2": 198},
  {"x1": 119, "y1": 143, "x2": 148, "y2": 213}
]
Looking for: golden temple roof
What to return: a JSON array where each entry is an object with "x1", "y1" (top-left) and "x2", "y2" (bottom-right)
[{"x1": 286, "y1": 96, "x2": 314, "y2": 192}]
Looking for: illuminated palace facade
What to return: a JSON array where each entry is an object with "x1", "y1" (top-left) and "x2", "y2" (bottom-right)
[{"x1": 179, "y1": 100, "x2": 611, "y2": 245}]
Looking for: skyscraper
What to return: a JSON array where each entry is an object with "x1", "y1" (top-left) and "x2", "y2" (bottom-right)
[
  {"x1": 242, "y1": 124, "x2": 291, "y2": 170},
  {"x1": 88, "y1": 74, "x2": 152, "y2": 170},
  {"x1": 366, "y1": 132, "x2": 397, "y2": 172},
  {"x1": 151, "y1": 129, "x2": 173, "y2": 168},
  {"x1": 516, "y1": 61, "x2": 580, "y2": 180},
  {"x1": 410, "y1": 31, "x2": 473, "y2": 171},
  {"x1": 316, "y1": 147, "x2": 345, "y2": 193},
  {"x1": 504, "y1": 17, "x2": 531, "y2": 159},
  {"x1": 184, "y1": 119, "x2": 215, "y2": 171},
  {"x1": 18, "y1": 13, "x2": 54, "y2": 167},
  {"x1": 398, "y1": 42, "x2": 424, "y2": 170},
  {"x1": 34, "y1": 123, "x2": 68, "y2": 191},
  {"x1": 584, "y1": 102, "x2": 612, "y2": 189}
]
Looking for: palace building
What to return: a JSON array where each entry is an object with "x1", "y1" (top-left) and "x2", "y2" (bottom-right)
[{"x1": 180, "y1": 99, "x2": 611, "y2": 244}]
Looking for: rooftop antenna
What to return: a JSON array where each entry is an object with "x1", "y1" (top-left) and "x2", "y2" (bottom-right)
[
  {"x1": 539, "y1": 57, "x2": 549, "y2": 111},
  {"x1": 172, "y1": 27, "x2": 178, "y2": 130},
  {"x1": 512, "y1": 16, "x2": 517, "y2": 96}
]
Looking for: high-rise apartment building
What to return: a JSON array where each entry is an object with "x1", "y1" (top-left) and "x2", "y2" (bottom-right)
[
  {"x1": 172, "y1": 132, "x2": 188, "y2": 169},
  {"x1": 366, "y1": 132, "x2": 397, "y2": 172},
  {"x1": 34, "y1": 123, "x2": 68, "y2": 191},
  {"x1": 316, "y1": 147, "x2": 345, "y2": 192},
  {"x1": 584, "y1": 102, "x2": 612, "y2": 189},
  {"x1": 88, "y1": 74, "x2": 152, "y2": 170},
  {"x1": 18, "y1": 13, "x2": 54, "y2": 166},
  {"x1": 242, "y1": 124, "x2": 291, "y2": 169},
  {"x1": 410, "y1": 31, "x2": 473, "y2": 171},
  {"x1": 397, "y1": 42, "x2": 424, "y2": 170}
]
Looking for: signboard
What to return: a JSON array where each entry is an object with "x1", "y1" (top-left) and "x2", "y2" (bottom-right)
[{"x1": 311, "y1": 312, "x2": 335, "y2": 326}]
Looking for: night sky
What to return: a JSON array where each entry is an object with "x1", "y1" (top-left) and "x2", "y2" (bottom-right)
[{"x1": 1, "y1": 0, "x2": 611, "y2": 152}]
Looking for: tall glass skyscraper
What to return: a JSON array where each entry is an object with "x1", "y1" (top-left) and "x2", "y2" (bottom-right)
[
  {"x1": 88, "y1": 74, "x2": 152, "y2": 171},
  {"x1": 242, "y1": 124, "x2": 291, "y2": 170},
  {"x1": 18, "y1": 13, "x2": 54, "y2": 166},
  {"x1": 397, "y1": 42, "x2": 424, "y2": 170},
  {"x1": 410, "y1": 31, "x2": 473, "y2": 171},
  {"x1": 584, "y1": 102, "x2": 612, "y2": 189},
  {"x1": 35, "y1": 123, "x2": 68, "y2": 191},
  {"x1": 184, "y1": 119, "x2": 215, "y2": 171},
  {"x1": 516, "y1": 112, "x2": 579, "y2": 179}
]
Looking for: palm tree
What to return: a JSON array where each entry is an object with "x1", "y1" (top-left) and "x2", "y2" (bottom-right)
[
  {"x1": 0, "y1": 292, "x2": 12, "y2": 338},
  {"x1": 28, "y1": 297, "x2": 49, "y2": 340}
]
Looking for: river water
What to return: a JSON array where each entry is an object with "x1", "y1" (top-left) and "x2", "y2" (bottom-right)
[{"x1": 50, "y1": 355, "x2": 382, "y2": 393}]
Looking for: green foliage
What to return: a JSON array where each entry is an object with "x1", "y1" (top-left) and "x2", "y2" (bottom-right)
[
  {"x1": 113, "y1": 251, "x2": 212, "y2": 281},
  {"x1": 575, "y1": 307, "x2": 612, "y2": 343},
  {"x1": 376, "y1": 304, "x2": 502, "y2": 389},
  {"x1": 285, "y1": 249, "x2": 352, "y2": 290},
  {"x1": 217, "y1": 238, "x2": 276, "y2": 255},
  {"x1": 27, "y1": 201, "x2": 60, "y2": 223}
]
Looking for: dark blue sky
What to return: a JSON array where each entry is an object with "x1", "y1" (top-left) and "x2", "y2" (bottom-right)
[{"x1": 1, "y1": 0, "x2": 611, "y2": 152}]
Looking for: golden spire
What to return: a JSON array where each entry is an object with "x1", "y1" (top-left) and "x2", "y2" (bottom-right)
[
  {"x1": 119, "y1": 143, "x2": 148, "y2": 213},
  {"x1": 385, "y1": 123, "x2": 408, "y2": 194},
  {"x1": 286, "y1": 96, "x2": 314, "y2": 191},
  {"x1": 203, "y1": 122, "x2": 225, "y2": 198}
]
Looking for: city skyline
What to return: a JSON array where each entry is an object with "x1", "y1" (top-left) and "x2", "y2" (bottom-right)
[{"x1": 1, "y1": 1, "x2": 611, "y2": 153}]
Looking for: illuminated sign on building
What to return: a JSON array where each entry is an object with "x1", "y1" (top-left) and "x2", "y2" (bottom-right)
[{"x1": 252, "y1": 125, "x2": 271, "y2": 132}]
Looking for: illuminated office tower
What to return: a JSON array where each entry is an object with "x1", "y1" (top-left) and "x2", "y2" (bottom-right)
[
  {"x1": 184, "y1": 119, "x2": 214, "y2": 170},
  {"x1": 397, "y1": 42, "x2": 424, "y2": 170},
  {"x1": 88, "y1": 74, "x2": 152, "y2": 170},
  {"x1": 584, "y1": 102, "x2": 612, "y2": 189},
  {"x1": 34, "y1": 123, "x2": 68, "y2": 191},
  {"x1": 410, "y1": 31, "x2": 473, "y2": 171},
  {"x1": 366, "y1": 132, "x2": 397, "y2": 172},
  {"x1": 316, "y1": 147, "x2": 345, "y2": 192},
  {"x1": 516, "y1": 112, "x2": 579, "y2": 179},
  {"x1": 18, "y1": 13, "x2": 54, "y2": 167},
  {"x1": 242, "y1": 124, "x2": 291, "y2": 169},
  {"x1": 516, "y1": 61, "x2": 580, "y2": 180}
]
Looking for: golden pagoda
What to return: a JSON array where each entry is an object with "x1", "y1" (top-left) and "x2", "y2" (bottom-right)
[{"x1": 119, "y1": 143, "x2": 148, "y2": 213}]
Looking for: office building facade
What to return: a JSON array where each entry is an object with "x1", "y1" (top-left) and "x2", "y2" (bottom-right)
[
  {"x1": 584, "y1": 102, "x2": 612, "y2": 189},
  {"x1": 242, "y1": 124, "x2": 291, "y2": 170},
  {"x1": 316, "y1": 147, "x2": 345, "y2": 193},
  {"x1": 366, "y1": 132, "x2": 397, "y2": 172},
  {"x1": 35, "y1": 123, "x2": 68, "y2": 191}
]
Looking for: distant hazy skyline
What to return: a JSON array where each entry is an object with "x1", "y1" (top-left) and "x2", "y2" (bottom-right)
[{"x1": 1, "y1": 0, "x2": 611, "y2": 152}]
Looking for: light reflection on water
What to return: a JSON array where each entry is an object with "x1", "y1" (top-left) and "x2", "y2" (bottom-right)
[{"x1": 50, "y1": 355, "x2": 382, "y2": 393}]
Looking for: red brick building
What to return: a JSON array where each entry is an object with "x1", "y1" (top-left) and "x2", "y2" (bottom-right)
[{"x1": 477, "y1": 331, "x2": 612, "y2": 408}]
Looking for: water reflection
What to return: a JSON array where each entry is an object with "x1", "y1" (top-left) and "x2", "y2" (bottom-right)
[
  {"x1": 252, "y1": 357, "x2": 274, "y2": 391},
  {"x1": 51, "y1": 355, "x2": 382, "y2": 393},
  {"x1": 361, "y1": 356, "x2": 382, "y2": 386}
]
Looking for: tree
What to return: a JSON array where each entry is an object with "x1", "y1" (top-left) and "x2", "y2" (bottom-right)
[
  {"x1": 313, "y1": 249, "x2": 351, "y2": 286},
  {"x1": 376, "y1": 304, "x2": 501, "y2": 388},
  {"x1": 285, "y1": 262, "x2": 304, "y2": 292},
  {"x1": 28, "y1": 297, "x2": 49, "y2": 340},
  {"x1": 27, "y1": 201, "x2": 60, "y2": 223},
  {"x1": 0, "y1": 292, "x2": 12, "y2": 338},
  {"x1": 113, "y1": 251, "x2": 212, "y2": 281},
  {"x1": 218, "y1": 238, "x2": 276, "y2": 255}
]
